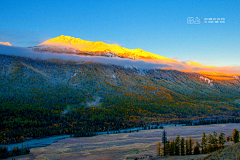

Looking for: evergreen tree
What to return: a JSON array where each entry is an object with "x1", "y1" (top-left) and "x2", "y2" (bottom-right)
[
  {"x1": 155, "y1": 142, "x2": 162, "y2": 156},
  {"x1": 174, "y1": 135, "x2": 180, "y2": 155},
  {"x1": 185, "y1": 138, "x2": 190, "y2": 155},
  {"x1": 188, "y1": 136, "x2": 194, "y2": 155},
  {"x1": 193, "y1": 141, "x2": 200, "y2": 154},
  {"x1": 169, "y1": 140, "x2": 175, "y2": 155},
  {"x1": 218, "y1": 132, "x2": 226, "y2": 149},
  {"x1": 180, "y1": 137, "x2": 185, "y2": 156},
  {"x1": 164, "y1": 140, "x2": 170, "y2": 155},
  {"x1": 201, "y1": 132, "x2": 207, "y2": 154},
  {"x1": 232, "y1": 129, "x2": 239, "y2": 143}
]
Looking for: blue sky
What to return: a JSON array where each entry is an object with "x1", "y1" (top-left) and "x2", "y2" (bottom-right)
[{"x1": 0, "y1": 0, "x2": 239, "y2": 66}]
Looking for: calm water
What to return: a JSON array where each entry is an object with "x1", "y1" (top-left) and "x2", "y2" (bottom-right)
[{"x1": 0, "y1": 135, "x2": 70, "y2": 151}]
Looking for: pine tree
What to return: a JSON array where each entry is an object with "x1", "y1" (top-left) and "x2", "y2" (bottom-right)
[
  {"x1": 174, "y1": 135, "x2": 180, "y2": 155},
  {"x1": 218, "y1": 132, "x2": 226, "y2": 149},
  {"x1": 169, "y1": 140, "x2": 175, "y2": 155},
  {"x1": 193, "y1": 141, "x2": 200, "y2": 154},
  {"x1": 201, "y1": 132, "x2": 207, "y2": 154},
  {"x1": 155, "y1": 142, "x2": 162, "y2": 156},
  {"x1": 185, "y1": 138, "x2": 190, "y2": 155},
  {"x1": 188, "y1": 136, "x2": 194, "y2": 155},
  {"x1": 232, "y1": 129, "x2": 239, "y2": 143},
  {"x1": 165, "y1": 140, "x2": 170, "y2": 155},
  {"x1": 180, "y1": 137, "x2": 185, "y2": 156}
]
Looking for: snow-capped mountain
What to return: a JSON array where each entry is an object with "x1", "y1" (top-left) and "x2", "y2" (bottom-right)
[{"x1": 33, "y1": 35, "x2": 176, "y2": 61}]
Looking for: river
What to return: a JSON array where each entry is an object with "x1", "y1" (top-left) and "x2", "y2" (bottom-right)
[{"x1": 0, "y1": 124, "x2": 186, "y2": 151}]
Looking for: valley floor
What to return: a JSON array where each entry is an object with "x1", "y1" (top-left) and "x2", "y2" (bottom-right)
[{"x1": 7, "y1": 123, "x2": 240, "y2": 160}]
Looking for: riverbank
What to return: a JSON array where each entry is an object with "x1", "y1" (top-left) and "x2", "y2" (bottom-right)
[{"x1": 6, "y1": 123, "x2": 240, "y2": 160}]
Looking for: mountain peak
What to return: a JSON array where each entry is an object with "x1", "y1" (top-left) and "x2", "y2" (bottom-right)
[
  {"x1": 0, "y1": 42, "x2": 12, "y2": 46},
  {"x1": 38, "y1": 35, "x2": 175, "y2": 61}
]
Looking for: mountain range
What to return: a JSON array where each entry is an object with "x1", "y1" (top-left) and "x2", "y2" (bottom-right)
[{"x1": 0, "y1": 36, "x2": 240, "y2": 118}]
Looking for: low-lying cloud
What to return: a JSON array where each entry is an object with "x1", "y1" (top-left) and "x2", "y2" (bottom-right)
[
  {"x1": 0, "y1": 45, "x2": 177, "y2": 69},
  {"x1": 61, "y1": 97, "x2": 102, "y2": 114},
  {"x1": 86, "y1": 96, "x2": 102, "y2": 108},
  {"x1": 0, "y1": 45, "x2": 240, "y2": 75}
]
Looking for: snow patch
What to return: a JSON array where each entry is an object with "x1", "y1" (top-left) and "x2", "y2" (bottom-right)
[
  {"x1": 234, "y1": 76, "x2": 239, "y2": 80},
  {"x1": 209, "y1": 83, "x2": 214, "y2": 87},
  {"x1": 71, "y1": 73, "x2": 77, "y2": 78},
  {"x1": 200, "y1": 76, "x2": 214, "y2": 87}
]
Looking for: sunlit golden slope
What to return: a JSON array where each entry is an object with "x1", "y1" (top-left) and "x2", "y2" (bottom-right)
[
  {"x1": 0, "y1": 42, "x2": 12, "y2": 46},
  {"x1": 199, "y1": 72, "x2": 240, "y2": 80},
  {"x1": 187, "y1": 62, "x2": 216, "y2": 68},
  {"x1": 39, "y1": 35, "x2": 175, "y2": 62}
]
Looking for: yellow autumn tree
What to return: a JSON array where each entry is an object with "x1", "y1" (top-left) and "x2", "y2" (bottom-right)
[{"x1": 155, "y1": 142, "x2": 162, "y2": 156}]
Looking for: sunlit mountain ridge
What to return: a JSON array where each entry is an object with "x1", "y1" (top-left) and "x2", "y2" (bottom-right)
[
  {"x1": 0, "y1": 42, "x2": 12, "y2": 46},
  {"x1": 38, "y1": 35, "x2": 176, "y2": 61}
]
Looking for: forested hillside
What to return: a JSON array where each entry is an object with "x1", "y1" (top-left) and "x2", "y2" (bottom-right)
[{"x1": 0, "y1": 54, "x2": 240, "y2": 144}]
